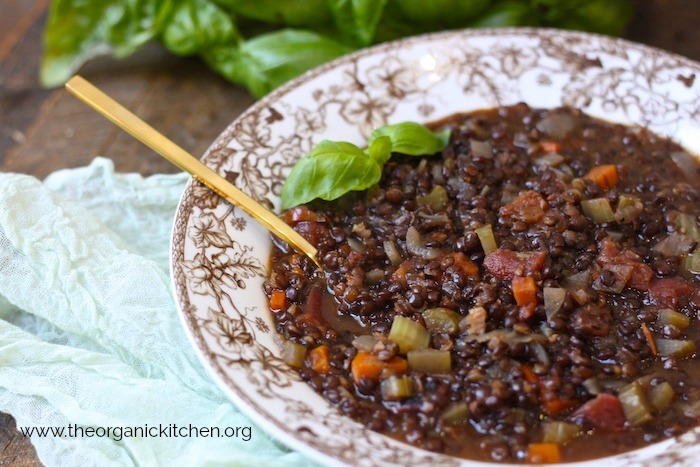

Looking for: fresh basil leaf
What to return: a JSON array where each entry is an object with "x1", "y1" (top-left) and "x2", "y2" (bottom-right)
[
  {"x1": 41, "y1": 0, "x2": 170, "y2": 87},
  {"x1": 214, "y1": 0, "x2": 332, "y2": 27},
  {"x1": 202, "y1": 29, "x2": 351, "y2": 98},
  {"x1": 281, "y1": 141, "x2": 381, "y2": 209},
  {"x1": 161, "y1": 0, "x2": 240, "y2": 55},
  {"x1": 367, "y1": 135, "x2": 392, "y2": 165},
  {"x1": 327, "y1": 0, "x2": 389, "y2": 47},
  {"x1": 368, "y1": 122, "x2": 449, "y2": 156}
]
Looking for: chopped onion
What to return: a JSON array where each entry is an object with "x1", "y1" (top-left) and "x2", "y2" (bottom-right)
[
  {"x1": 536, "y1": 113, "x2": 578, "y2": 138},
  {"x1": 470, "y1": 139, "x2": 493, "y2": 159},
  {"x1": 383, "y1": 240, "x2": 403, "y2": 265},
  {"x1": 406, "y1": 226, "x2": 443, "y2": 260},
  {"x1": 562, "y1": 270, "x2": 592, "y2": 291},
  {"x1": 475, "y1": 224, "x2": 498, "y2": 254},
  {"x1": 581, "y1": 198, "x2": 615, "y2": 223},
  {"x1": 670, "y1": 151, "x2": 700, "y2": 185},
  {"x1": 544, "y1": 287, "x2": 566, "y2": 320},
  {"x1": 657, "y1": 308, "x2": 690, "y2": 329},
  {"x1": 655, "y1": 338, "x2": 696, "y2": 358},
  {"x1": 535, "y1": 154, "x2": 565, "y2": 167},
  {"x1": 592, "y1": 264, "x2": 634, "y2": 294},
  {"x1": 347, "y1": 236, "x2": 367, "y2": 253},
  {"x1": 652, "y1": 232, "x2": 695, "y2": 257},
  {"x1": 352, "y1": 335, "x2": 380, "y2": 352}
]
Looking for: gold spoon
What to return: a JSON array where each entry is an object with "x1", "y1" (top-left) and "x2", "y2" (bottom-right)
[{"x1": 65, "y1": 75, "x2": 321, "y2": 268}]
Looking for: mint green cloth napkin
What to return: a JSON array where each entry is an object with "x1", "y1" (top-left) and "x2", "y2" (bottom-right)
[{"x1": 0, "y1": 158, "x2": 310, "y2": 466}]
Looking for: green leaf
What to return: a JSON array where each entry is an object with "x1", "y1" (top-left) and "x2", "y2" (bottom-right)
[
  {"x1": 327, "y1": 0, "x2": 389, "y2": 47},
  {"x1": 280, "y1": 141, "x2": 381, "y2": 209},
  {"x1": 367, "y1": 135, "x2": 392, "y2": 165},
  {"x1": 202, "y1": 29, "x2": 352, "y2": 98},
  {"x1": 215, "y1": 0, "x2": 332, "y2": 27},
  {"x1": 368, "y1": 122, "x2": 450, "y2": 156},
  {"x1": 161, "y1": 0, "x2": 240, "y2": 55},
  {"x1": 40, "y1": 0, "x2": 173, "y2": 87}
]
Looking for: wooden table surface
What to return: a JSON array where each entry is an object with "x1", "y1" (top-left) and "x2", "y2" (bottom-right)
[{"x1": 2, "y1": 1, "x2": 700, "y2": 465}]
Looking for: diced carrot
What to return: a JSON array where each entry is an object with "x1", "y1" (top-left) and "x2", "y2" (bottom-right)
[
  {"x1": 513, "y1": 276, "x2": 538, "y2": 306},
  {"x1": 521, "y1": 365, "x2": 539, "y2": 384},
  {"x1": 540, "y1": 141, "x2": 561, "y2": 153},
  {"x1": 542, "y1": 398, "x2": 578, "y2": 416},
  {"x1": 307, "y1": 345, "x2": 331, "y2": 373},
  {"x1": 351, "y1": 351, "x2": 408, "y2": 384},
  {"x1": 269, "y1": 290, "x2": 287, "y2": 311},
  {"x1": 527, "y1": 443, "x2": 562, "y2": 463},
  {"x1": 585, "y1": 164, "x2": 619, "y2": 190},
  {"x1": 641, "y1": 322, "x2": 658, "y2": 357},
  {"x1": 446, "y1": 252, "x2": 479, "y2": 277}
]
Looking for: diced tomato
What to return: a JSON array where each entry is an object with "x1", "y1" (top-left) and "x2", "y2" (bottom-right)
[
  {"x1": 499, "y1": 190, "x2": 548, "y2": 224},
  {"x1": 483, "y1": 250, "x2": 546, "y2": 280},
  {"x1": 282, "y1": 205, "x2": 324, "y2": 225},
  {"x1": 648, "y1": 277, "x2": 696, "y2": 308},
  {"x1": 596, "y1": 238, "x2": 653, "y2": 291},
  {"x1": 446, "y1": 252, "x2": 479, "y2": 278},
  {"x1": 540, "y1": 141, "x2": 561, "y2": 154},
  {"x1": 293, "y1": 221, "x2": 330, "y2": 248},
  {"x1": 571, "y1": 393, "x2": 626, "y2": 431}
]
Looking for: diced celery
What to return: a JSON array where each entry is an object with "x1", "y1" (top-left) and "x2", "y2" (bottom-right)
[
  {"x1": 544, "y1": 287, "x2": 566, "y2": 320},
  {"x1": 423, "y1": 307, "x2": 461, "y2": 335},
  {"x1": 417, "y1": 185, "x2": 448, "y2": 211},
  {"x1": 649, "y1": 381, "x2": 675, "y2": 413},
  {"x1": 657, "y1": 309, "x2": 690, "y2": 330},
  {"x1": 352, "y1": 335, "x2": 380, "y2": 352},
  {"x1": 381, "y1": 375, "x2": 414, "y2": 401},
  {"x1": 388, "y1": 316, "x2": 430, "y2": 354},
  {"x1": 682, "y1": 249, "x2": 700, "y2": 275},
  {"x1": 542, "y1": 421, "x2": 581, "y2": 444},
  {"x1": 407, "y1": 349, "x2": 451, "y2": 373},
  {"x1": 675, "y1": 212, "x2": 700, "y2": 242},
  {"x1": 618, "y1": 194, "x2": 641, "y2": 209},
  {"x1": 619, "y1": 381, "x2": 653, "y2": 426},
  {"x1": 441, "y1": 402, "x2": 469, "y2": 424},
  {"x1": 655, "y1": 338, "x2": 697, "y2": 358},
  {"x1": 581, "y1": 198, "x2": 615, "y2": 223},
  {"x1": 280, "y1": 340, "x2": 307, "y2": 368},
  {"x1": 475, "y1": 224, "x2": 498, "y2": 254}
]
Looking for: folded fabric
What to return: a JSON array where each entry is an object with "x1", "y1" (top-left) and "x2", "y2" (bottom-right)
[{"x1": 0, "y1": 158, "x2": 311, "y2": 466}]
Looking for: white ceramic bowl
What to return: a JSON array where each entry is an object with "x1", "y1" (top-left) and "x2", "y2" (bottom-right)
[{"x1": 171, "y1": 28, "x2": 700, "y2": 466}]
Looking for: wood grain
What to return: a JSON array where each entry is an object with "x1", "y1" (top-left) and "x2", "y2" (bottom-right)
[{"x1": 1, "y1": 1, "x2": 700, "y2": 465}]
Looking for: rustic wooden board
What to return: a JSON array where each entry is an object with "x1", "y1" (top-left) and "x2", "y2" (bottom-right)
[{"x1": 1, "y1": 1, "x2": 700, "y2": 465}]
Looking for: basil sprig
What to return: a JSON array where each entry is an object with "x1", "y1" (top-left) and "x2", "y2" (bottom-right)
[{"x1": 280, "y1": 122, "x2": 450, "y2": 209}]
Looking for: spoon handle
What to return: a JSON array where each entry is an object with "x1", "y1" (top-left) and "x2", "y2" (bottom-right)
[{"x1": 65, "y1": 75, "x2": 320, "y2": 268}]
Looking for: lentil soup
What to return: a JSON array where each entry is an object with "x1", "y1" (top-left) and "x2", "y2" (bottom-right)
[{"x1": 263, "y1": 104, "x2": 700, "y2": 463}]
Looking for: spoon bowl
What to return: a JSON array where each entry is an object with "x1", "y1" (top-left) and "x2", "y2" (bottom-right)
[{"x1": 65, "y1": 75, "x2": 321, "y2": 268}]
